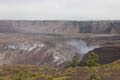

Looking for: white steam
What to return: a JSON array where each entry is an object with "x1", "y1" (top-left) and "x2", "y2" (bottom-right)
[{"x1": 66, "y1": 40, "x2": 99, "y2": 55}]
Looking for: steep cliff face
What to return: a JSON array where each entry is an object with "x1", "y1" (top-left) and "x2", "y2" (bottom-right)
[
  {"x1": 0, "y1": 33, "x2": 101, "y2": 67},
  {"x1": 0, "y1": 33, "x2": 120, "y2": 67},
  {"x1": 0, "y1": 20, "x2": 120, "y2": 33}
]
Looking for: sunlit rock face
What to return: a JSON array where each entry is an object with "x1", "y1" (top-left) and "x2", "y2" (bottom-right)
[
  {"x1": 0, "y1": 33, "x2": 120, "y2": 67},
  {"x1": 0, "y1": 20, "x2": 120, "y2": 33},
  {"x1": 0, "y1": 33, "x2": 100, "y2": 67}
]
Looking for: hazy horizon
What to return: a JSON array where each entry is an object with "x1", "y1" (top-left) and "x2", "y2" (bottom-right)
[{"x1": 0, "y1": 0, "x2": 120, "y2": 20}]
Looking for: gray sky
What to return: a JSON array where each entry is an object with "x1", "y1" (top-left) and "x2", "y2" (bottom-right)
[{"x1": 0, "y1": 0, "x2": 120, "y2": 20}]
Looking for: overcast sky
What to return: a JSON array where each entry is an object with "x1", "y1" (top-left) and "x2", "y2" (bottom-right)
[{"x1": 0, "y1": 0, "x2": 120, "y2": 20}]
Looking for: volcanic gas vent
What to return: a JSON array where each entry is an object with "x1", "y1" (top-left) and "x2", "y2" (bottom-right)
[
  {"x1": 66, "y1": 40, "x2": 99, "y2": 55},
  {"x1": 0, "y1": 35, "x2": 99, "y2": 67}
]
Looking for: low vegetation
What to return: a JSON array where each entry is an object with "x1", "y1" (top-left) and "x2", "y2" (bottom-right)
[
  {"x1": 0, "y1": 53, "x2": 119, "y2": 80},
  {"x1": 86, "y1": 52, "x2": 100, "y2": 80},
  {"x1": 0, "y1": 61, "x2": 119, "y2": 80},
  {"x1": 71, "y1": 53, "x2": 80, "y2": 67}
]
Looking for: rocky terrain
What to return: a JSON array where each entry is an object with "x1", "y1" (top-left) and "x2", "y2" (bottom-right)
[
  {"x1": 0, "y1": 33, "x2": 93, "y2": 67},
  {"x1": 0, "y1": 20, "x2": 120, "y2": 34},
  {"x1": 81, "y1": 47, "x2": 120, "y2": 66},
  {"x1": 0, "y1": 20, "x2": 120, "y2": 67},
  {"x1": 0, "y1": 33, "x2": 119, "y2": 67}
]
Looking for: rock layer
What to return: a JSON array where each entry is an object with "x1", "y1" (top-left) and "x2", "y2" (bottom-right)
[{"x1": 0, "y1": 20, "x2": 120, "y2": 33}]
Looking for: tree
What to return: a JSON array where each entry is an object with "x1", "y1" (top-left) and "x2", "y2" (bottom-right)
[
  {"x1": 86, "y1": 52, "x2": 100, "y2": 80},
  {"x1": 71, "y1": 53, "x2": 79, "y2": 67},
  {"x1": 86, "y1": 52, "x2": 99, "y2": 68}
]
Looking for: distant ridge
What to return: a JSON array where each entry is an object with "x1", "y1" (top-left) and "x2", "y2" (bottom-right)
[{"x1": 0, "y1": 20, "x2": 120, "y2": 34}]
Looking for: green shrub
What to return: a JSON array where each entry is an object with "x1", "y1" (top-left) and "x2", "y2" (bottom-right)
[
  {"x1": 71, "y1": 53, "x2": 79, "y2": 67},
  {"x1": 86, "y1": 52, "x2": 100, "y2": 80}
]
